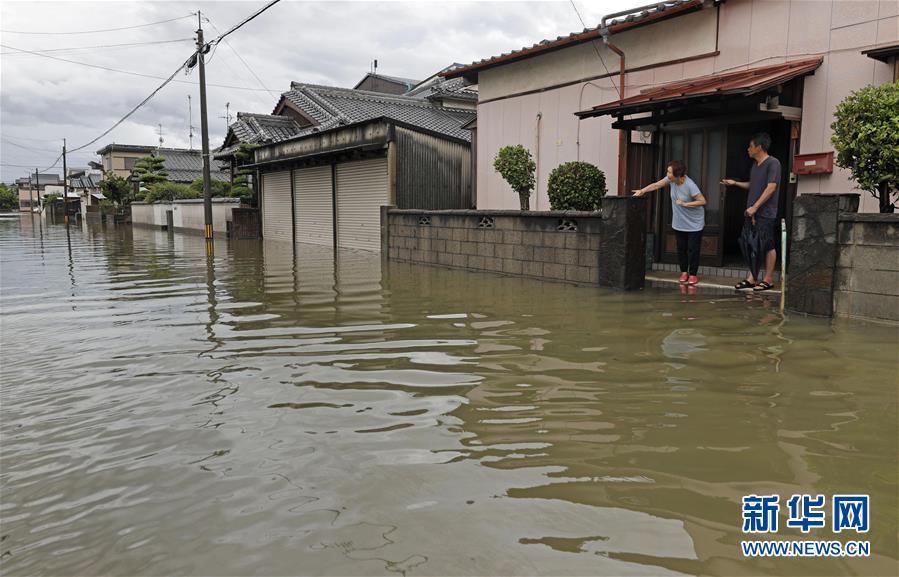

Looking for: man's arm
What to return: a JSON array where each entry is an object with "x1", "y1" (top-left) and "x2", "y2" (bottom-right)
[{"x1": 721, "y1": 178, "x2": 750, "y2": 190}]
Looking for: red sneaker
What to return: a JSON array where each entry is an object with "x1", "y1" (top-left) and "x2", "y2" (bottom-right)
[
  {"x1": 687, "y1": 275, "x2": 699, "y2": 285},
  {"x1": 678, "y1": 272, "x2": 689, "y2": 284}
]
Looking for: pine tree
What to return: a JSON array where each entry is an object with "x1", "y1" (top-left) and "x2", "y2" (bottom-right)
[{"x1": 132, "y1": 155, "x2": 169, "y2": 192}]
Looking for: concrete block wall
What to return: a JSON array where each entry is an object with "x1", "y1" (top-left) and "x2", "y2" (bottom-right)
[
  {"x1": 834, "y1": 214, "x2": 899, "y2": 322},
  {"x1": 131, "y1": 199, "x2": 242, "y2": 238},
  {"x1": 382, "y1": 197, "x2": 646, "y2": 290}
]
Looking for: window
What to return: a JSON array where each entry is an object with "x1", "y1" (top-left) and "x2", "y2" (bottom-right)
[{"x1": 124, "y1": 157, "x2": 140, "y2": 170}]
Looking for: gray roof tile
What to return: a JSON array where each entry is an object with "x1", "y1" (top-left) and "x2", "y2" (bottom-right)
[{"x1": 283, "y1": 83, "x2": 475, "y2": 142}]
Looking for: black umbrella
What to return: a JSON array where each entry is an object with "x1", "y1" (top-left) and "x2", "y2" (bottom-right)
[{"x1": 738, "y1": 219, "x2": 763, "y2": 281}]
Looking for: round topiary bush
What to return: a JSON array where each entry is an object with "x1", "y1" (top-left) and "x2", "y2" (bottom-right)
[
  {"x1": 547, "y1": 161, "x2": 607, "y2": 211},
  {"x1": 493, "y1": 145, "x2": 536, "y2": 210}
]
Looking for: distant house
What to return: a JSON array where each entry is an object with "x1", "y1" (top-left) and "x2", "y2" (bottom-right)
[
  {"x1": 353, "y1": 72, "x2": 420, "y2": 95},
  {"x1": 249, "y1": 82, "x2": 475, "y2": 250},
  {"x1": 15, "y1": 173, "x2": 61, "y2": 211},
  {"x1": 95, "y1": 144, "x2": 229, "y2": 184},
  {"x1": 67, "y1": 171, "x2": 104, "y2": 214},
  {"x1": 404, "y1": 64, "x2": 478, "y2": 110}
]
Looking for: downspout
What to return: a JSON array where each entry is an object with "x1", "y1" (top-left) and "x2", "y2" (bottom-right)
[
  {"x1": 534, "y1": 112, "x2": 542, "y2": 210},
  {"x1": 599, "y1": 25, "x2": 627, "y2": 196}
]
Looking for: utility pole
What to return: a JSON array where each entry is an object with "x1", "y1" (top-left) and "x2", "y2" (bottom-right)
[
  {"x1": 34, "y1": 168, "x2": 40, "y2": 213},
  {"x1": 197, "y1": 11, "x2": 213, "y2": 243},
  {"x1": 62, "y1": 139, "x2": 69, "y2": 227},
  {"x1": 28, "y1": 173, "x2": 35, "y2": 212}
]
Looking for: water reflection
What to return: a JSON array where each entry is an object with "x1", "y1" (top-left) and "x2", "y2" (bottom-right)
[{"x1": 0, "y1": 216, "x2": 896, "y2": 576}]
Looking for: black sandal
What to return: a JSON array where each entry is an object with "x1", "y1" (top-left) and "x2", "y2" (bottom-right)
[
  {"x1": 753, "y1": 281, "x2": 774, "y2": 291},
  {"x1": 734, "y1": 279, "x2": 754, "y2": 290}
]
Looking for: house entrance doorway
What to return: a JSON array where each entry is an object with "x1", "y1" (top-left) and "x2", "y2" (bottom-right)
[{"x1": 655, "y1": 117, "x2": 793, "y2": 268}]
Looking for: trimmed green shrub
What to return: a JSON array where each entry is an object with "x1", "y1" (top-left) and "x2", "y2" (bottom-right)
[
  {"x1": 493, "y1": 145, "x2": 536, "y2": 210},
  {"x1": 143, "y1": 182, "x2": 198, "y2": 204},
  {"x1": 547, "y1": 161, "x2": 607, "y2": 211},
  {"x1": 831, "y1": 82, "x2": 899, "y2": 213}
]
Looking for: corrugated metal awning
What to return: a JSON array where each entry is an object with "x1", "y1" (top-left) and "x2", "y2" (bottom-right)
[{"x1": 576, "y1": 56, "x2": 824, "y2": 119}]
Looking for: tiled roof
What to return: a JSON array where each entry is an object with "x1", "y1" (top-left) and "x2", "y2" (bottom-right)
[
  {"x1": 444, "y1": 0, "x2": 703, "y2": 79},
  {"x1": 144, "y1": 148, "x2": 228, "y2": 183},
  {"x1": 69, "y1": 174, "x2": 102, "y2": 189},
  {"x1": 230, "y1": 112, "x2": 303, "y2": 144},
  {"x1": 353, "y1": 72, "x2": 421, "y2": 91},
  {"x1": 404, "y1": 76, "x2": 478, "y2": 102},
  {"x1": 576, "y1": 56, "x2": 824, "y2": 118},
  {"x1": 279, "y1": 83, "x2": 475, "y2": 142}
]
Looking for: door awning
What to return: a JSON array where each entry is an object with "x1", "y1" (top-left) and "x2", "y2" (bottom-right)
[{"x1": 576, "y1": 56, "x2": 823, "y2": 119}]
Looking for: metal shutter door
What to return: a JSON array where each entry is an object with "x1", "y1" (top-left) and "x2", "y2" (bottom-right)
[
  {"x1": 336, "y1": 158, "x2": 388, "y2": 252},
  {"x1": 294, "y1": 166, "x2": 333, "y2": 246},
  {"x1": 262, "y1": 171, "x2": 292, "y2": 242}
]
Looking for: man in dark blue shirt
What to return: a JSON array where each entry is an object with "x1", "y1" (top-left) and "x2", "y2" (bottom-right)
[{"x1": 721, "y1": 133, "x2": 781, "y2": 291}]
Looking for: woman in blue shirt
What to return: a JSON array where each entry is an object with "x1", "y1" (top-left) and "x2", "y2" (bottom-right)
[{"x1": 633, "y1": 160, "x2": 707, "y2": 285}]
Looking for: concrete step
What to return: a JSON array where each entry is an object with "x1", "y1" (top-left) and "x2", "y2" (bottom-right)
[{"x1": 645, "y1": 271, "x2": 782, "y2": 294}]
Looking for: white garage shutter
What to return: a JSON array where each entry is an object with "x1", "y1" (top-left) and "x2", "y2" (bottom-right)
[
  {"x1": 294, "y1": 166, "x2": 333, "y2": 246},
  {"x1": 336, "y1": 158, "x2": 388, "y2": 252},
  {"x1": 262, "y1": 171, "x2": 292, "y2": 243}
]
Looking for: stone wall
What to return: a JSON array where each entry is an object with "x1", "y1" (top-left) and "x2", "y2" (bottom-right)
[
  {"x1": 834, "y1": 213, "x2": 899, "y2": 322},
  {"x1": 382, "y1": 197, "x2": 646, "y2": 290}
]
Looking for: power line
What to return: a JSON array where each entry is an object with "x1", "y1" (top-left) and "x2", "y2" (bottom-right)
[
  {"x1": 21, "y1": 1, "x2": 285, "y2": 162},
  {"x1": 2, "y1": 138, "x2": 60, "y2": 153},
  {"x1": 209, "y1": 0, "x2": 283, "y2": 47},
  {"x1": 0, "y1": 43, "x2": 274, "y2": 92},
  {"x1": 1, "y1": 14, "x2": 195, "y2": 35},
  {"x1": 0, "y1": 38, "x2": 194, "y2": 56},
  {"x1": 67, "y1": 53, "x2": 198, "y2": 154},
  {"x1": 206, "y1": 18, "x2": 277, "y2": 99},
  {"x1": 569, "y1": 0, "x2": 620, "y2": 99}
]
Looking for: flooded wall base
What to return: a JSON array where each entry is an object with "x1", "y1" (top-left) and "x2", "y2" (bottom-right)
[
  {"x1": 788, "y1": 193, "x2": 899, "y2": 322},
  {"x1": 835, "y1": 213, "x2": 899, "y2": 322},
  {"x1": 382, "y1": 197, "x2": 647, "y2": 290}
]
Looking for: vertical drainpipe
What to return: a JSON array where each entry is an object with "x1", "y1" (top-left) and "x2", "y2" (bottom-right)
[
  {"x1": 386, "y1": 123, "x2": 397, "y2": 207},
  {"x1": 601, "y1": 30, "x2": 627, "y2": 196},
  {"x1": 534, "y1": 112, "x2": 542, "y2": 210}
]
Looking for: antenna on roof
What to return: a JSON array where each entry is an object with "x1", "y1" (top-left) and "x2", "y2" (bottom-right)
[
  {"x1": 373, "y1": 59, "x2": 378, "y2": 75},
  {"x1": 188, "y1": 95, "x2": 195, "y2": 151},
  {"x1": 219, "y1": 102, "x2": 232, "y2": 135},
  {"x1": 157, "y1": 124, "x2": 164, "y2": 153}
]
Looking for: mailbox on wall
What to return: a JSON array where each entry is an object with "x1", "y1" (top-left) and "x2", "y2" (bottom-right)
[{"x1": 793, "y1": 152, "x2": 834, "y2": 175}]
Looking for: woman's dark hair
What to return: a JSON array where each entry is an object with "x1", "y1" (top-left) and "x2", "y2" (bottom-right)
[
  {"x1": 751, "y1": 132, "x2": 772, "y2": 152},
  {"x1": 666, "y1": 160, "x2": 686, "y2": 178}
]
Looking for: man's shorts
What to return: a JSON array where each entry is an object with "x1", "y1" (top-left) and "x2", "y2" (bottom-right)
[{"x1": 745, "y1": 216, "x2": 778, "y2": 252}]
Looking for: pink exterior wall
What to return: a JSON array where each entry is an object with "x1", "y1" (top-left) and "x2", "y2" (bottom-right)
[{"x1": 473, "y1": 0, "x2": 898, "y2": 212}]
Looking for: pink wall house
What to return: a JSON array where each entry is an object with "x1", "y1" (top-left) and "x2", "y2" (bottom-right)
[{"x1": 446, "y1": 0, "x2": 897, "y2": 267}]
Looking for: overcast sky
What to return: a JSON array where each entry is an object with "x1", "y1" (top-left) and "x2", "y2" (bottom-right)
[{"x1": 1, "y1": 0, "x2": 647, "y2": 182}]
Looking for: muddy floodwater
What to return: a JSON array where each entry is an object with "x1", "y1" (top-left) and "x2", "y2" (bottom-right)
[{"x1": 1, "y1": 216, "x2": 896, "y2": 576}]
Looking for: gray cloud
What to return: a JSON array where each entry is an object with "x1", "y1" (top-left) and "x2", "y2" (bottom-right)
[{"x1": 1, "y1": 0, "x2": 640, "y2": 181}]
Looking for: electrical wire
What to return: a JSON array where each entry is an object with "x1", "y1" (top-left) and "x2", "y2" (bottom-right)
[
  {"x1": 207, "y1": 0, "x2": 282, "y2": 47},
  {"x1": 569, "y1": 0, "x2": 620, "y2": 99},
  {"x1": 1, "y1": 14, "x2": 195, "y2": 35},
  {"x1": 2, "y1": 138, "x2": 60, "y2": 153},
  {"x1": 8, "y1": 1, "x2": 285, "y2": 173},
  {"x1": 1, "y1": 43, "x2": 275, "y2": 92},
  {"x1": 0, "y1": 38, "x2": 194, "y2": 56},
  {"x1": 206, "y1": 18, "x2": 277, "y2": 99}
]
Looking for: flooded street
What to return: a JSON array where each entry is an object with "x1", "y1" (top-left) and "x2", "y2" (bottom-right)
[{"x1": 1, "y1": 215, "x2": 896, "y2": 576}]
